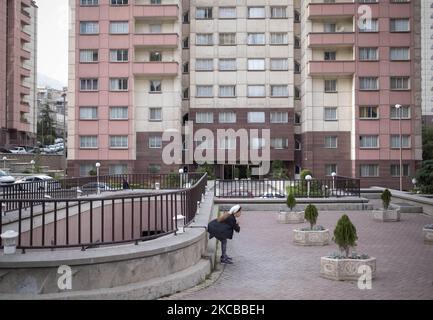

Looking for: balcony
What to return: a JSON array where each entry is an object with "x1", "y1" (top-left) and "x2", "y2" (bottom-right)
[
  {"x1": 20, "y1": 100, "x2": 30, "y2": 112},
  {"x1": 21, "y1": 66, "x2": 31, "y2": 78},
  {"x1": 21, "y1": 48, "x2": 31, "y2": 60},
  {"x1": 133, "y1": 33, "x2": 179, "y2": 48},
  {"x1": 21, "y1": 11, "x2": 31, "y2": 25},
  {"x1": 133, "y1": 5, "x2": 179, "y2": 20},
  {"x1": 133, "y1": 62, "x2": 178, "y2": 76},
  {"x1": 309, "y1": 60, "x2": 355, "y2": 76},
  {"x1": 21, "y1": 30, "x2": 31, "y2": 43},
  {"x1": 308, "y1": 3, "x2": 355, "y2": 19},
  {"x1": 20, "y1": 84, "x2": 30, "y2": 95},
  {"x1": 308, "y1": 32, "x2": 355, "y2": 48}
]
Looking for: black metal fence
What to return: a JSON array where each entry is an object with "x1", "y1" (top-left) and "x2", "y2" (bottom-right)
[
  {"x1": 0, "y1": 173, "x2": 207, "y2": 252},
  {"x1": 214, "y1": 176, "x2": 361, "y2": 198}
]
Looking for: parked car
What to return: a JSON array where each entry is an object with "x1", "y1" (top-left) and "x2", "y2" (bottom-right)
[
  {"x1": 0, "y1": 148, "x2": 12, "y2": 153},
  {"x1": 9, "y1": 147, "x2": 27, "y2": 154},
  {"x1": 224, "y1": 190, "x2": 254, "y2": 198},
  {"x1": 260, "y1": 192, "x2": 287, "y2": 199},
  {"x1": 81, "y1": 182, "x2": 116, "y2": 194},
  {"x1": 14, "y1": 175, "x2": 62, "y2": 191},
  {"x1": 0, "y1": 170, "x2": 15, "y2": 185}
]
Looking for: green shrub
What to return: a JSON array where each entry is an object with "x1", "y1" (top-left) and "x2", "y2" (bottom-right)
[
  {"x1": 415, "y1": 160, "x2": 433, "y2": 194},
  {"x1": 88, "y1": 169, "x2": 97, "y2": 176},
  {"x1": 300, "y1": 169, "x2": 312, "y2": 181},
  {"x1": 304, "y1": 204, "x2": 318, "y2": 230},
  {"x1": 286, "y1": 193, "x2": 296, "y2": 211},
  {"x1": 272, "y1": 160, "x2": 288, "y2": 179},
  {"x1": 333, "y1": 214, "x2": 358, "y2": 258},
  {"x1": 381, "y1": 189, "x2": 392, "y2": 210}
]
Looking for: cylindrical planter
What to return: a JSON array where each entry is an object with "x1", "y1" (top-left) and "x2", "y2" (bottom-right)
[
  {"x1": 277, "y1": 211, "x2": 304, "y2": 224},
  {"x1": 293, "y1": 229, "x2": 330, "y2": 246},
  {"x1": 423, "y1": 228, "x2": 433, "y2": 243},
  {"x1": 372, "y1": 209, "x2": 400, "y2": 222},
  {"x1": 320, "y1": 256, "x2": 376, "y2": 281}
]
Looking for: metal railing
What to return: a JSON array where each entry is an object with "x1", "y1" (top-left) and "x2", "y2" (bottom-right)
[
  {"x1": 0, "y1": 173, "x2": 207, "y2": 252},
  {"x1": 214, "y1": 176, "x2": 361, "y2": 198}
]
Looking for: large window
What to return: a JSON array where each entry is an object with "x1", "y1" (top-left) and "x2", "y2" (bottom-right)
[
  {"x1": 219, "y1": 137, "x2": 236, "y2": 150},
  {"x1": 196, "y1": 7, "x2": 212, "y2": 19},
  {"x1": 196, "y1": 86, "x2": 213, "y2": 97},
  {"x1": 390, "y1": 135, "x2": 411, "y2": 148},
  {"x1": 271, "y1": 85, "x2": 288, "y2": 97},
  {"x1": 80, "y1": 0, "x2": 99, "y2": 5},
  {"x1": 359, "y1": 77, "x2": 378, "y2": 90},
  {"x1": 390, "y1": 77, "x2": 410, "y2": 90},
  {"x1": 390, "y1": 48, "x2": 410, "y2": 60},
  {"x1": 359, "y1": 106, "x2": 379, "y2": 119},
  {"x1": 149, "y1": 108, "x2": 162, "y2": 121},
  {"x1": 110, "y1": 107, "x2": 128, "y2": 120},
  {"x1": 196, "y1": 59, "x2": 213, "y2": 71},
  {"x1": 270, "y1": 59, "x2": 288, "y2": 71},
  {"x1": 248, "y1": 59, "x2": 265, "y2": 71},
  {"x1": 271, "y1": 138, "x2": 288, "y2": 149},
  {"x1": 359, "y1": 19, "x2": 378, "y2": 32},
  {"x1": 111, "y1": 0, "x2": 128, "y2": 5},
  {"x1": 248, "y1": 85, "x2": 266, "y2": 97},
  {"x1": 390, "y1": 18, "x2": 410, "y2": 32},
  {"x1": 196, "y1": 112, "x2": 214, "y2": 123},
  {"x1": 219, "y1": 7, "x2": 236, "y2": 19},
  {"x1": 196, "y1": 34, "x2": 213, "y2": 45},
  {"x1": 359, "y1": 48, "x2": 378, "y2": 60},
  {"x1": 271, "y1": 7, "x2": 287, "y2": 19},
  {"x1": 390, "y1": 105, "x2": 410, "y2": 119},
  {"x1": 270, "y1": 33, "x2": 288, "y2": 45},
  {"x1": 110, "y1": 49, "x2": 128, "y2": 62},
  {"x1": 251, "y1": 138, "x2": 266, "y2": 150},
  {"x1": 248, "y1": 7, "x2": 265, "y2": 18},
  {"x1": 324, "y1": 107, "x2": 337, "y2": 121},
  {"x1": 149, "y1": 136, "x2": 162, "y2": 149},
  {"x1": 80, "y1": 22, "x2": 99, "y2": 34},
  {"x1": 109, "y1": 136, "x2": 128, "y2": 149},
  {"x1": 80, "y1": 136, "x2": 97, "y2": 149},
  {"x1": 109, "y1": 21, "x2": 129, "y2": 34},
  {"x1": 391, "y1": 164, "x2": 410, "y2": 177},
  {"x1": 360, "y1": 135, "x2": 379, "y2": 148},
  {"x1": 80, "y1": 49, "x2": 98, "y2": 63},
  {"x1": 109, "y1": 164, "x2": 128, "y2": 175},
  {"x1": 360, "y1": 164, "x2": 379, "y2": 177},
  {"x1": 324, "y1": 80, "x2": 337, "y2": 92},
  {"x1": 150, "y1": 80, "x2": 162, "y2": 92},
  {"x1": 80, "y1": 164, "x2": 96, "y2": 177},
  {"x1": 110, "y1": 78, "x2": 128, "y2": 91},
  {"x1": 79, "y1": 107, "x2": 98, "y2": 120},
  {"x1": 150, "y1": 51, "x2": 162, "y2": 62},
  {"x1": 247, "y1": 33, "x2": 265, "y2": 45},
  {"x1": 247, "y1": 112, "x2": 265, "y2": 123},
  {"x1": 270, "y1": 112, "x2": 288, "y2": 123},
  {"x1": 219, "y1": 33, "x2": 236, "y2": 45},
  {"x1": 324, "y1": 136, "x2": 338, "y2": 149},
  {"x1": 218, "y1": 59, "x2": 236, "y2": 71},
  {"x1": 325, "y1": 164, "x2": 338, "y2": 176},
  {"x1": 219, "y1": 85, "x2": 236, "y2": 97},
  {"x1": 80, "y1": 78, "x2": 98, "y2": 91},
  {"x1": 219, "y1": 112, "x2": 236, "y2": 123}
]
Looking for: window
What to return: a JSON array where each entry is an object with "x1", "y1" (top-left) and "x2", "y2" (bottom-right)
[
  {"x1": 294, "y1": 37, "x2": 300, "y2": 48},
  {"x1": 80, "y1": 50, "x2": 98, "y2": 63},
  {"x1": 219, "y1": 85, "x2": 236, "y2": 97},
  {"x1": 80, "y1": 136, "x2": 97, "y2": 148},
  {"x1": 359, "y1": 48, "x2": 378, "y2": 60},
  {"x1": 248, "y1": 85, "x2": 266, "y2": 97},
  {"x1": 294, "y1": 87, "x2": 301, "y2": 99},
  {"x1": 149, "y1": 24, "x2": 162, "y2": 33},
  {"x1": 360, "y1": 164, "x2": 379, "y2": 177},
  {"x1": 270, "y1": 112, "x2": 288, "y2": 123},
  {"x1": 391, "y1": 164, "x2": 410, "y2": 177},
  {"x1": 390, "y1": 105, "x2": 410, "y2": 119},
  {"x1": 150, "y1": 80, "x2": 162, "y2": 92},
  {"x1": 359, "y1": 77, "x2": 378, "y2": 90},
  {"x1": 219, "y1": 137, "x2": 236, "y2": 150},
  {"x1": 251, "y1": 138, "x2": 266, "y2": 150},
  {"x1": 294, "y1": 10, "x2": 300, "y2": 22},
  {"x1": 270, "y1": 33, "x2": 288, "y2": 45},
  {"x1": 324, "y1": 80, "x2": 337, "y2": 92},
  {"x1": 196, "y1": 34, "x2": 213, "y2": 45},
  {"x1": 360, "y1": 135, "x2": 379, "y2": 148},
  {"x1": 109, "y1": 21, "x2": 128, "y2": 34},
  {"x1": 149, "y1": 136, "x2": 162, "y2": 149},
  {"x1": 80, "y1": 164, "x2": 96, "y2": 177},
  {"x1": 324, "y1": 107, "x2": 337, "y2": 121},
  {"x1": 80, "y1": 22, "x2": 99, "y2": 34},
  {"x1": 149, "y1": 108, "x2": 162, "y2": 121},
  {"x1": 183, "y1": 88, "x2": 189, "y2": 99},
  {"x1": 219, "y1": 112, "x2": 236, "y2": 123},
  {"x1": 182, "y1": 37, "x2": 189, "y2": 48},
  {"x1": 183, "y1": 62, "x2": 189, "y2": 73},
  {"x1": 270, "y1": 59, "x2": 288, "y2": 71},
  {"x1": 324, "y1": 51, "x2": 336, "y2": 61},
  {"x1": 219, "y1": 59, "x2": 236, "y2": 71},
  {"x1": 271, "y1": 138, "x2": 288, "y2": 149},
  {"x1": 295, "y1": 140, "x2": 301, "y2": 150},
  {"x1": 324, "y1": 23, "x2": 336, "y2": 33},
  {"x1": 195, "y1": 137, "x2": 214, "y2": 150},
  {"x1": 150, "y1": 51, "x2": 162, "y2": 62},
  {"x1": 271, "y1": 85, "x2": 288, "y2": 97},
  {"x1": 359, "y1": 19, "x2": 378, "y2": 32},
  {"x1": 390, "y1": 135, "x2": 411, "y2": 148},
  {"x1": 294, "y1": 61, "x2": 300, "y2": 73},
  {"x1": 219, "y1": 33, "x2": 236, "y2": 45},
  {"x1": 80, "y1": 0, "x2": 98, "y2": 5},
  {"x1": 271, "y1": 7, "x2": 286, "y2": 19},
  {"x1": 196, "y1": 59, "x2": 213, "y2": 71},
  {"x1": 80, "y1": 78, "x2": 98, "y2": 91},
  {"x1": 247, "y1": 33, "x2": 266, "y2": 45},
  {"x1": 109, "y1": 136, "x2": 128, "y2": 148},
  {"x1": 110, "y1": 78, "x2": 128, "y2": 91},
  {"x1": 110, "y1": 107, "x2": 128, "y2": 120},
  {"x1": 359, "y1": 106, "x2": 379, "y2": 119},
  {"x1": 148, "y1": 164, "x2": 161, "y2": 174},
  {"x1": 196, "y1": 112, "x2": 213, "y2": 123},
  {"x1": 248, "y1": 112, "x2": 265, "y2": 123},
  {"x1": 111, "y1": 0, "x2": 128, "y2": 5},
  {"x1": 150, "y1": 0, "x2": 161, "y2": 4},
  {"x1": 219, "y1": 7, "x2": 236, "y2": 19},
  {"x1": 183, "y1": 11, "x2": 189, "y2": 23},
  {"x1": 196, "y1": 7, "x2": 212, "y2": 19},
  {"x1": 390, "y1": 48, "x2": 410, "y2": 60},
  {"x1": 79, "y1": 107, "x2": 98, "y2": 120},
  {"x1": 196, "y1": 85, "x2": 213, "y2": 97},
  {"x1": 325, "y1": 164, "x2": 337, "y2": 176},
  {"x1": 295, "y1": 113, "x2": 301, "y2": 124},
  {"x1": 248, "y1": 7, "x2": 265, "y2": 18},
  {"x1": 248, "y1": 59, "x2": 265, "y2": 71},
  {"x1": 390, "y1": 18, "x2": 410, "y2": 32},
  {"x1": 324, "y1": 136, "x2": 338, "y2": 148},
  {"x1": 390, "y1": 77, "x2": 410, "y2": 90},
  {"x1": 109, "y1": 164, "x2": 128, "y2": 175},
  {"x1": 110, "y1": 49, "x2": 128, "y2": 62}
]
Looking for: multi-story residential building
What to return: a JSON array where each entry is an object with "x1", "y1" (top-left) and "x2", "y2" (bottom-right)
[
  {"x1": 37, "y1": 87, "x2": 68, "y2": 141},
  {"x1": 422, "y1": 0, "x2": 433, "y2": 126},
  {"x1": 0, "y1": 0, "x2": 38, "y2": 148},
  {"x1": 69, "y1": 0, "x2": 422, "y2": 189}
]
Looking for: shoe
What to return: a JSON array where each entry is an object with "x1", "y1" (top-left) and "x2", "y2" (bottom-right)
[
  {"x1": 220, "y1": 257, "x2": 233, "y2": 264},
  {"x1": 221, "y1": 255, "x2": 233, "y2": 261}
]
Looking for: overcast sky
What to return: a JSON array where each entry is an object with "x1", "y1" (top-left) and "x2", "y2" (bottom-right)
[{"x1": 37, "y1": 0, "x2": 69, "y2": 86}]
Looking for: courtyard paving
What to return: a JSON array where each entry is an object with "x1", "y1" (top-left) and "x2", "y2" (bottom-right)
[{"x1": 175, "y1": 202, "x2": 433, "y2": 300}]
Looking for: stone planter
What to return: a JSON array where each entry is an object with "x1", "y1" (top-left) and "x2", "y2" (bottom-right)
[
  {"x1": 277, "y1": 211, "x2": 304, "y2": 224},
  {"x1": 423, "y1": 228, "x2": 433, "y2": 243},
  {"x1": 372, "y1": 209, "x2": 400, "y2": 222},
  {"x1": 293, "y1": 229, "x2": 330, "y2": 246},
  {"x1": 320, "y1": 256, "x2": 376, "y2": 281}
]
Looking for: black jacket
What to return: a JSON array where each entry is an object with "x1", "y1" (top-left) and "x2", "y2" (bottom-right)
[{"x1": 208, "y1": 214, "x2": 240, "y2": 241}]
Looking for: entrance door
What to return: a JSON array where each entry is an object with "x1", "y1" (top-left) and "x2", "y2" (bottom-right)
[
  {"x1": 224, "y1": 165, "x2": 234, "y2": 179},
  {"x1": 295, "y1": 165, "x2": 301, "y2": 180}
]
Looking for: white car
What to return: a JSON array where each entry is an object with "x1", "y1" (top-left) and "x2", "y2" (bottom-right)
[
  {"x1": 0, "y1": 170, "x2": 16, "y2": 185},
  {"x1": 15, "y1": 175, "x2": 61, "y2": 191},
  {"x1": 9, "y1": 147, "x2": 27, "y2": 154}
]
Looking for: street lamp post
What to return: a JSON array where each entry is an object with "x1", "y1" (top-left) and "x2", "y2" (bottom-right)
[
  {"x1": 61, "y1": 92, "x2": 67, "y2": 176},
  {"x1": 178, "y1": 168, "x2": 184, "y2": 188},
  {"x1": 30, "y1": 160, "x2": 35, "y2": 173},
  {"x1": 96, "y1": 162, "x2": 101, "y2": 195},
  {"x1": 2, "y1": 157, "x2": 7, "y2": 170},
  {"x1": 395, "y1": 104, "x2": 403, "y2": 191},
  {"x1": 305, "y1": 175, "x2": 312, "y2": 198}
]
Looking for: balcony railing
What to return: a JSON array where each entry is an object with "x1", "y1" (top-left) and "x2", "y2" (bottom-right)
[
  {"x1": 308, "y1": 2, "x2": 356, "y2": 19},
  {"x1": 133, "y1": 33, "x2": 179, "y2": 48},
  {"x1": 308, "y1": 32, "x2": 355, "y2": 47},
  {"x1": 133, "y1": 4, "x2": 179, "y2": 20},
  {"x1": 133, "y1": 61, "x2": 178, "y2": 76},
  {"x1": 309, "y1": 60, "x2": 355, "y2": 76}
]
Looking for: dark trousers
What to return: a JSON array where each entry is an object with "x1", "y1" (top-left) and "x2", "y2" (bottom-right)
[{"x1": 220, "y1": 239, "x2": 227, "y2": 258}]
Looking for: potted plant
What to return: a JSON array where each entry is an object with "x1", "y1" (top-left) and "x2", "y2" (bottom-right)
[
  {"x1": 423, "y1": 224, "x2": 433, "y2": 243},
  {"x1": 372, "y1": 189, "x2": 400, "y2": 222},
  {"x1": 277, "y1": 193, "x2": 304, "y2": 224},
  {"x1": 293, "y1": 204, "x2": 330, "y2": 246},
  {"x1": 320, "y1": 214, "x2": 376, "y2": 281}
]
